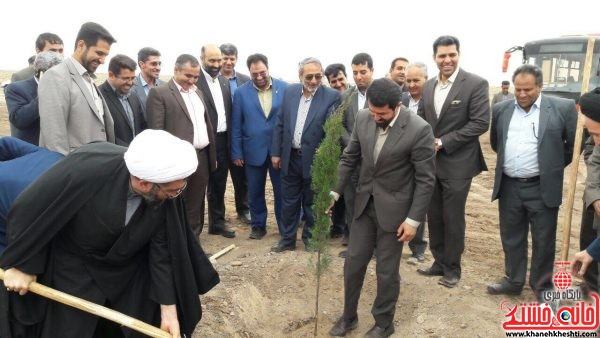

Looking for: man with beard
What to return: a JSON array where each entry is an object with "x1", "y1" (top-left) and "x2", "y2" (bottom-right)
[
  {"x1": 99, "y1": 54, "x2": 146, "y2": 146},
  {"x1": 38, "y1": 22, "x2": 116, "y2": 155},
  {"x1": 196, "y1": 44, "x2": 247, "y2": 238},
  {"x1": 0, "y1": 130, "x2": 219, "y2": 338},
  {"x1": 328, "y1": 78, "x2": 435, "y2": 337}
]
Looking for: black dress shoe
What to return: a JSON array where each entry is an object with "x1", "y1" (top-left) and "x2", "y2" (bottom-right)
[
  {"x1": 438, "y1": 276, "x2": 460, "y2": 288},
  {"x1": 237, "y1": 210, "x2": 251, "y2": 224},
  {"x1": 364, "y1": 324, "x2": 394, "y2": 338},
  {"x1": 208, "y1": 226, "x2": 236, "y2": 238},
  {"x1": 329, "y1": 316, "x2": 357, "y2": 336},
  {"x1": 487, "y1": 280, "x2": 522, "y2": 296},
  {"x1": 271, "y1": 242, "x2": 295, "y2": 253},
  {"x1": 249, "y1": 228, "x2": 266, "y2": 240},
  {"x1": 417, "y1": 267, "x2": 444, "y2": 276}
]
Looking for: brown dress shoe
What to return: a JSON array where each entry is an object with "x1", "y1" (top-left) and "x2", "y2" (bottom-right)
[
  {"x1": 364, "y1": 324, "x2": 394, "y2": 338},
  {"x1": 328, "y1": 316, "x2": 358, "y2": 336}
]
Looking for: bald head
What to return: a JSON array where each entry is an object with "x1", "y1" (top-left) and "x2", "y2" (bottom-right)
[{"x1": 200, "y1": 44, "x2": 222, "y2": 79}]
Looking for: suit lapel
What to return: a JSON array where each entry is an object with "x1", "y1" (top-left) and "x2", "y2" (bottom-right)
[
  {"x1": 438, "y1": 69, "x2": 465, "y2": 122},
  {"x1": 537, "y1": 96, "x2": 551, "y2": 144},
  {"x1": 376, "y1": 109, "x2": 409, "y2": 168},
  {"x1": 500, "y1": 103, "x2": 515, "y2": 151},
  {"x1": 424, "y1": 79, "x2": 438, "y2": 128},
  {"x1": 302, "y1": 87, "x2": 323, "y2": 133},
  {"x1": 168, "y1": 80, "x2": 192, "y2": 123},
  {"x1": 66, "y1": 59, "x2": 101, "y2": 119},
  {"x1": 106, "y1": 85, "x2": 134, "y2": 133}
]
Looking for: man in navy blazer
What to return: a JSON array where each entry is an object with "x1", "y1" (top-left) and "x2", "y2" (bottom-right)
[
  {"x1": 487, "y1": 64, "x2": 577, "y2": 300},
  {"x1": 270, "y1": 57, "x2": 340, "y2": 252},
  {"x1": 231, "y1": 54, "x2": 288, "y2": 240},
  {"x1": 5, "y1": 51, "x2": 63, "y2": 145}
]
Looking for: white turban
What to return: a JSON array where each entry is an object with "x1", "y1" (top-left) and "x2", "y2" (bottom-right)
[{"x1": 124, "y1": 129, "x2": 198, "y2": 183}]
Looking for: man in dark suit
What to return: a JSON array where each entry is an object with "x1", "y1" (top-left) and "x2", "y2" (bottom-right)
[
  {"x1": 487, "y1": 64, "x2": 577, "y2": 299},
  {"x1": 196, "y1": 44, "x2": 247, "y2": 237},
  {"x1": 417, "y1": 35, "x2": 490, "y2": 288},
  {"x1": 270, "y1": 57, "x2": 340, "y2": 252},
  {"x1": 388, "y1": 57, "x2": 409, "y2": 93},
  {"x1": 146, "y1": 54, "x2": 217, "y2": 239},
  {"x1": 336, "y1": 53, "x2": 374, "y2": 254},
  {"x1": 11, "y1": 32, "x2": 64, "y2": 82},
  {"x1": 99, "y1": 54, "x2": 146, "y2": 146},
  {"x1": 220, "y1": 43, "x2": 251, "y2": 99},
  {"x1": 5, "y1": 51, "x2": 63, "y2": 145},
  {"x1": 328, "y1": 78, "x2": 436, "y2": 338},
  {"x1": 231, "y1": 53, "x2": 288, "y2": 239},
  {"x1": 401, "y1": 62, "x2": 429, "y2": 264},
  {"x1": 132, "y1": 47, "x2": 164, "y2": 112}
]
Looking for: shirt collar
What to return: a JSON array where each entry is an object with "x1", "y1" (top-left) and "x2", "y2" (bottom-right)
[
  {"x1": 109, "y1": 82, "x2": 130, "y2": 99},
  {"x1": 71, "y1": 57, "x2": 96, "y2": 79},
  {"x1": 253, "y1": 78, "x2": 272, "y2": 92},
  {"x1": 202, "y1": 68, "x2": 218, "y2": 83},
  {"x1": 387, "y1": 108, "x2": 401, "y2": 129},
  {"x1": 514, "y1": 93, "x2": 542, "y2": 112},
  {"x1": 172, "y1": 78, "x2": 197, "y2": 93},
  {"x1": 437, "y1": 67, "x2": 459, "y2": 85}
]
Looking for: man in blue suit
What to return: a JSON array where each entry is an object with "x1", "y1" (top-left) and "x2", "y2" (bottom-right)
[
  {"x1": 271, "y1": 57, "x2": 340, "y2": 252},
  {"x1": 5, "y1": 51, "x2": 63, "y2": 145},
  {"x1": 0, "y1": 137, "x2": 63, "y2": 253},
  {"x1": 231, "y1": 54, "x2": 288, "y2": 240}
]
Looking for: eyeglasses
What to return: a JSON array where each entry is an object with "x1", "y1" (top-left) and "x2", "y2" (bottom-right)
[
  {"x1": 304, "y1": 74, "x2": 323, "y2": 82},
  {"x1": 251, "y1": 71, "x2": 268, "y2": 79},
  {"x1": 154, "y1": 181, "x2": 187, "y2": 199}
]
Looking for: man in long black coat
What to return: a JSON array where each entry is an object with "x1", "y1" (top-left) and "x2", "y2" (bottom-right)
[{"x1": 0, "y1": 130, "x2": 219, "y2": 338}]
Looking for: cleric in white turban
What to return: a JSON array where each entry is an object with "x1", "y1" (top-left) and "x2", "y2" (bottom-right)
[
  {"x1": 1, "y1": 135, "x2": 219, "y2": 338},
  {"x1": 125, "y1": 129, "x2": 198, "y2": 184}
]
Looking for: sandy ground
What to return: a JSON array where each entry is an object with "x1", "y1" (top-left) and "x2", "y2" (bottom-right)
[{"x1": 0, "y1": 70, "x2": 589, "y2": 337}]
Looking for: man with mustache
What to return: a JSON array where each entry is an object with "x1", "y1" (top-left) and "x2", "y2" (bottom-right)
[
  {"x1": 99, "y1": 54, "x2": 146, "y2": 146},
  {"x1": 38, "y1": 22, "x2": 117, "y2": 155},
  {"x1": 0, "y1": 130, "x2": 219, "y2": 338}
]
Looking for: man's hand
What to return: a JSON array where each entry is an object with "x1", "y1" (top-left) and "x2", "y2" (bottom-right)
[
  {"x1": 233, "y1": 159, "x2": 244, "y2": 167},
  {"x1": 160, "y1": 304, "x2": 180, "y2": 338},
  {"x1": 271, "y1": 156, "x2": 281, "y2": 170},
  {"x1": 325, "y1": 197, "x2": 336, "y2": 217},
  {"x1": 434, "y1": 138, "x2": 442, "y2": 152},
  {"x1": 396, "y1": 222, "x2": 416, "y2": 242},
  {"x1": 572, "y1": 250, "x2": 595, "y2": 277},
  {"x1": 593, "y1": 200, "x2": 600, "y2": 216},
  {"x1": 3, "y1": 267, "x2": 36, "y2": 296}
]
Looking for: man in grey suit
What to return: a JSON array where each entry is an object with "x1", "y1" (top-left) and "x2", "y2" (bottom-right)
[
  {"x1": 487, "y1": 64, "x2": 577, "y2": 300},
  {"x1": 132, "y1": 47, "x2": 164, "y2": 112},
  {"x1": 328, "y1": 78, "x2": 436, "y2": 338},
  {"x1": 38, "y1": 22, "x2": 116, "y2": 155},
  {"x1": 146, "y1": 54, "x2": 217, "y2": 240},
  {"x1": 491, "y1": 80, "x2": 515, "y2": 107},
  {"x1": 99, "y1": 54, "x2": 146, "y2": 146},
  {"x1": 11, "y1": 32, "x2": 64, "y2": 82},
  {"x1": 417, "y1": 35, "x2": 490, "y2": 288}
]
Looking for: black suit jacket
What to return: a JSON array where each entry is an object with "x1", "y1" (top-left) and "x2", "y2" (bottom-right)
[
  {"x1": 99, "y1": 81, "x2": 146, "y2": 146},
  {"x1": 196, "y1": 73, "x2": 232, "y2": 147},
  {"x1": 418, "y1": 69, "x2": 490, "y2": 179}
]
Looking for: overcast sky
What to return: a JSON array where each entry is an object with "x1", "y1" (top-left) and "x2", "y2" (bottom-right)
[{"x1": 2, "y1": 0, "x2": 598, "y2": 85}]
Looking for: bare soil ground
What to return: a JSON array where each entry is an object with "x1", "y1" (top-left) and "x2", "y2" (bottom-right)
[{"x1": 0, "y1": 70, "x2": 587, "y2": 337}]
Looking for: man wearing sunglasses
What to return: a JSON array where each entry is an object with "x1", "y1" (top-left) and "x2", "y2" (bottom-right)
[
  {"x1": 270, "y1": 57, "x2": 340, "y2": 252},
  {"x1": 1, "y1": 130, "x2": 219, "y2": 338}
]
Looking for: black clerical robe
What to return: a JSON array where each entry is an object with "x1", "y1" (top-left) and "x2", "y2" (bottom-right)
[{"x1": 0, "y1": 142, "x2": 219, "y2": 338}]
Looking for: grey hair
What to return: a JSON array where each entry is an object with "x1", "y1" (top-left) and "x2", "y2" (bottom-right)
[
  {"x1": 34, "y1": 51, "x2": 63, "y2": 72},
  {"x1": 406, "y1": 62, "x2": 428, "y2": 78},
  {"x1": 298, "y1": 57, "x2": 322, "y2": 75}
]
